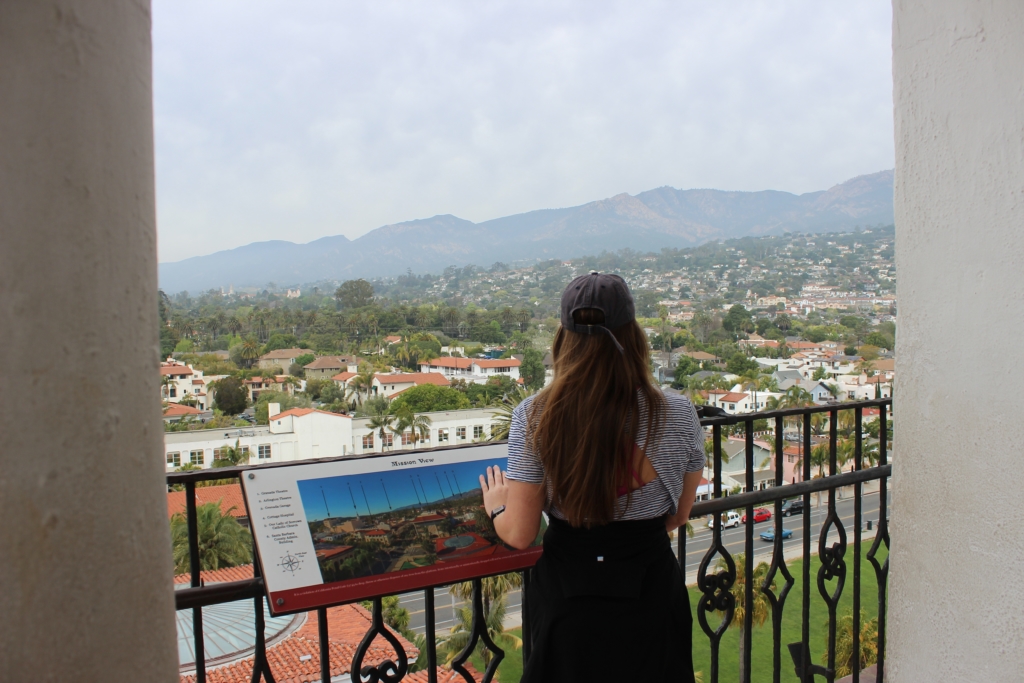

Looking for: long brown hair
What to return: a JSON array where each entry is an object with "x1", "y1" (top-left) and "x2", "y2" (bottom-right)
[{"x1": 528, "y1": 308, "x2": 665, "y2": 527}]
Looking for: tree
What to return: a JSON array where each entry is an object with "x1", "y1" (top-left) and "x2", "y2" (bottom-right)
[
  {"x1": 717, "y1": 553, "x2": 774, "y2": 683},
  {"x1": 335, "y1": 279, "x2": 374, "y2": 309},
  {"x1": 692, "y1": 311, "x2": 715, "y2": 343},
  {"x1": 725, "y1": 352, "x2": 759, "y2": 376},
  {"x1": 863, "y1": 331, "x2": 893, "y2": 350},
  {"x1": 239, "y1": 338, "x2": 260, "y2": 368},
  {"x1": 488, "y1": 388, "x2": 527, "y2": 441},
  {"x1": 254, "y1": 391, "x2": 312, "y2": 424},
  {"x1": 390, "y1": 384, "x2": 470, "y2": 413},
  {"x1": 391, "y1": 406, "x2": 432, "y2": 447},
  {"x1": 366, "y1": 398, "x2": 395, "y2": 450},
  {"x1": 346, "y1": 367, "x2": 376, "y2": 406},
  {"x1": 294, "y1": 352, "x2": 316, "y2": 368},
  {"x1": 441, "y1": 574, "x2": 523, "y2": 669},
  {"x1": 262, "y1": 333, "x2": 298, "y2": 353},
  {"x1": 723, "y1": 304, "x2": 753, "y2": 334},
  {"x1": 212, "y1": 440, "x2": 249, "y2": 468},
  {"x1": 519, "y1": 348, "x2": 545, "y2": 391},
  {"x1": 170, "y1": 502, "x2": 252, "y2": 574},
  {"x1": 812, "y1": 366, "x2": 829, "y2": 381},
  {"x1": 825, "y1": 610, "x2": 879, "y2": 678},
  {"x1": 213, "y1": 376, "x2": 248, "y2": 415}
]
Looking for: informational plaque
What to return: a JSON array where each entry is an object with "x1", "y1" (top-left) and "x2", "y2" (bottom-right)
[{"x1": 241, "y1": 444, "x2": 544, "y2": 615}]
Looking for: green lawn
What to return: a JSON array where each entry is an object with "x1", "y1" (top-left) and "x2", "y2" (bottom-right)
[
  {"x1": 462, "y1": 544, "x2": 886, "y2": 682},
  {"x1": 466, "y1": 627, "x2": 523, "y2": 682},
  {"x1": 691, "y1": 543, "x2": 887, "y2": 682}
]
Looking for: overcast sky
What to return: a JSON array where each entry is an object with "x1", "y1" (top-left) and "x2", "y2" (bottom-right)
[{"x1": 153, "y1": 1, "x2": 894, "y2": 262}]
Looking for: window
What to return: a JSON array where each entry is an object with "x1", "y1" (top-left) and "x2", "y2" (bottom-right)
[
  {"x1": 456, "y1": 426, "x2": 467, "y2": 441},
  {"x1": 258, "y1": 444, "x2": 272, "y2": 459},
  {"x1": 490, "y1": 424, "x2": 499, "y2": 438},
  {"x1": 438, "y1": 428, "x2": 449, "y2": 443},
  {"x1": 382, "y1": 433, "x2": 393, "y2": 448},
  {"x1": 189, "y1": 450, "x2": 203, "y2": 465},
  {"x1": 401, "y1": 431, "x2": 413, "y2": 446},
  {"x1": 169, "y1": 388, "x2": 177, "y2": 397},
  {"x1": 473, "y1": 425, "x2": 484, "y2": 440},
  {"x1": 362, "y1": 434, "x2": 374, "y2": 449},
  {"x1": 241, "y1": 446, "x2": 250, "y2": 459},
  {"x1": 213, "y1": 447, "x2": 228, "y2": 461},
  {"x1": 166, "y1": 451, "x2": 180, "y2": 467}
]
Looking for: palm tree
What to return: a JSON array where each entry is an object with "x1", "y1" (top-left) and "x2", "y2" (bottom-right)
[
  {"x1": 212, "y1": 440, "x2": 249, "y2": 468},
  {"x1": 737, "y1": 372, "x2": 761, "y2": 411},
  {"x1": 442, "y1": 574, "x2": 524, "y2": 669},
  {"x1": 718, "y1": 553, "x2": 775, "y2": 683},
  {"x1": 239, "y1": 338, "x2": 260, "y2": 368},
  {"x1": 170, "y1": 502, "x2": 252, "y2": 574},
  {"x1": 347, "y1": 367, "x2": 376, "y2": 406},
  {"x1": 514, "y1": 308, "x2": 531, "y2": 333},
  {"x1": 226, "y1": 315, "x2": 243, "y2": 336},
  {"x1": 488, "y1": 388, "x2": 527, "y2": 441},
  {"x1": 825, "y1": 609, "x2": 879, "y2": 678},
  {"x1": 391, "y1": 407, "x2": 431, "y2": 448},
  {"x1": 366, "y1": 398, "x2": 395, "y2": 451},
  {"x1": 500, "y1": 307, "x2": 516, "y2": 333},
  {"x1": 161, "y1": 374, "x2": 174, "y2": 399}
]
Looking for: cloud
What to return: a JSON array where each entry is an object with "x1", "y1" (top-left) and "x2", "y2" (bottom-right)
[{"x1": 154, "y1": 0, "x2": 893, "y2": 262}]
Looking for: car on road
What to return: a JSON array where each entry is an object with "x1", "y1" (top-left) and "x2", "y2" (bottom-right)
[
  {"x1": 742, "y1": 508, "x2": 772, "y2": 523},
  {"x1": 708, "y1": 511, "x2": 742, "y2": 529},
  {"x1": 780, "y1": 499, "x2": 805, "y2": 517},
  {"x1": 760, "y1": 528, "x2": 794, "y2": 542}
]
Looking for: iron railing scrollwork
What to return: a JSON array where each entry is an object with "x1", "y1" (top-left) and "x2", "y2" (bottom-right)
[{"x1": 170, "y1": 397, "x2": 892, "y2": 683}]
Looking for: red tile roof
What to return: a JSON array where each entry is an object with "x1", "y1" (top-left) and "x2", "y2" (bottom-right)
[
  {"x1": 173, "y1": 563, "x2": 254, "y2": 585},
  {"x1": 331, "y1": 371, "x2": 357, "y2": 382},
  {"x1": 422, "y1": 358, "x2": 473, "y2": 369},
  {"x1": 718, "y1": 392, "x2": 749, "y2": 403},
  {"x1": 179, "y1": 602, "x2": 482, "y2": 683},
  {"x1": 374, "y1": 373, "x2": 450, "y2": 387},
  {"x1": 161, "y1": 365, "x2": 194, "y2": 376},
  {"x1": 167, "y1": 483, "x2": 248, "y2": 520},
  {"x1": 163, "y1": 403, "x2": 205, "y2": 417},
  {"x1": 473, "y1": 358, "x2": 521, "y2": 368},
  {"x1": 302, "y1": 356, "x2": 352, "y2": 370},
  {"x1": 273, "y1": 408, "x2": 351, "y2": 420}
]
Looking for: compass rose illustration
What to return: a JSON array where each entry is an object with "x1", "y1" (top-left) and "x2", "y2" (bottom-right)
[{"x1": 278, "y1": 553, "x2": 302, "y2": 574}]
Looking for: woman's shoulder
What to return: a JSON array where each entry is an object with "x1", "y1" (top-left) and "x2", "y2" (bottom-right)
[
  {"x1": 512, "y1": 394, "x2": 538, "y2": 419},
  {"x1": 660, "y1": 391, "x2": 697, "y2": 417}
]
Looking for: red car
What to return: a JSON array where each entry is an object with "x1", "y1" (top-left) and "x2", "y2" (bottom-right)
[{"x1": 743, "y1": 508, "x2": 772, "y2": 523}]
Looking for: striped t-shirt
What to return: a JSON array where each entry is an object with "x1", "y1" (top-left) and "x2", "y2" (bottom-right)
[{"x1": 506, "y1": 391, "x2": 706, "y2": 521}]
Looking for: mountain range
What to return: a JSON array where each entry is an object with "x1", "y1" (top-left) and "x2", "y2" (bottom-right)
[{"x1": 159, "y1": 170, "x2": 893, "y2": 294}]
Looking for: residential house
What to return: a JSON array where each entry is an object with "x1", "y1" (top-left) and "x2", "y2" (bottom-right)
[
  {"x1": 418, "y1": 357, "x2": 521, "y2": 384},
  {"x1": 371, "y1": 372, "x2": 450, "y2": 399},
  {"x1": 243, "y1": 376, "x2": 297, "y2": 402},
  {"x1": 257, "y1": 347, "x2": 314, "y2": 371},
  {"x1": 303, "y1": 355, "x2": 359, "y2": 381}
]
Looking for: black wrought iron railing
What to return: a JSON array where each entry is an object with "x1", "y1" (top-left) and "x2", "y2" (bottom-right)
[{"x1": 169, "y1": 397, "x2": 891, "y2": 683}]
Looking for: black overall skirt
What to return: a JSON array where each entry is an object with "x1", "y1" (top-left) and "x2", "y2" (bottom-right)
[{"x1": 521, "y1": 515, "x2": 695, "y2": 683}]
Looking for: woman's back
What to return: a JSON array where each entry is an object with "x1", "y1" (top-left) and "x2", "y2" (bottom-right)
[{"x1": 507, "y1": 390, "x2": 706, "y2": 521}]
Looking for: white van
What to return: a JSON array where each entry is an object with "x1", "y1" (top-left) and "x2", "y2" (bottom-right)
[{"x1": 707, "y1": 511, "x2": 741, "y2": 529}]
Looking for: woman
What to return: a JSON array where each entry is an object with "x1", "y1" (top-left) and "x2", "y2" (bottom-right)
[{"x1": 480, "y1": 272, "x2": 706, "y2": 682}]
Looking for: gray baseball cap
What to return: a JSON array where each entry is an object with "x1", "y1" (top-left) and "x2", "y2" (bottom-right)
[{"x1": 560, "y1": 272, "x2": 635, "y2": 353}]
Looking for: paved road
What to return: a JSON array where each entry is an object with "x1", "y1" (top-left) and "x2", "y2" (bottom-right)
[{"x1": 400, "y1": 489, "x2": 891, "y2": 635}]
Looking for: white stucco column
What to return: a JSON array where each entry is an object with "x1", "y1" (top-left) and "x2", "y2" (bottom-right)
[
  {"x1": 0, "y1": 2, "x2": 177, "y2": 680},
  {"x1": 891, "y1": 1, "x2": 1024, "y2": 680}
]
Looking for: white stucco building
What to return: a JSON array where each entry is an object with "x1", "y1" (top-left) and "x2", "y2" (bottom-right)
[
  {"x1": 418, "y1": 357, "x2": 521, "y2": 384},
  {"x1": 163, "y1": 403, "x2": 503, "y2": 470}
]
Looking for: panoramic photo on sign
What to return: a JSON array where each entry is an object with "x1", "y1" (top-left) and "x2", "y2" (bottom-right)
[{"x1": 241, "y1": 443, "x2": 544, "y2": 615}]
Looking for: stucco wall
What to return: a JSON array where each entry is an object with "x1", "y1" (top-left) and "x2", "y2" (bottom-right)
[
  {"x1": 0, "y1": 1, "x2": 177, "y2": 680},
  {"x1": 891, "y1": 1, "x2": 1024, "y2": 680}
]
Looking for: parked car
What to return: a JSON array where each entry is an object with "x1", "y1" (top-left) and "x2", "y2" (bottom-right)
[
  {"x1": 742, "y1": 508, "x2": 772, "y2": 523},
  {"x1": 780, "y1": 499, "x2": 805, "y2": 517},
  {"x1": 708, "y1": 511, "x2": 742, "y2": 529},
  {"x1": 760, "y1": 528, "x2": 794, "y2": 542}
]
